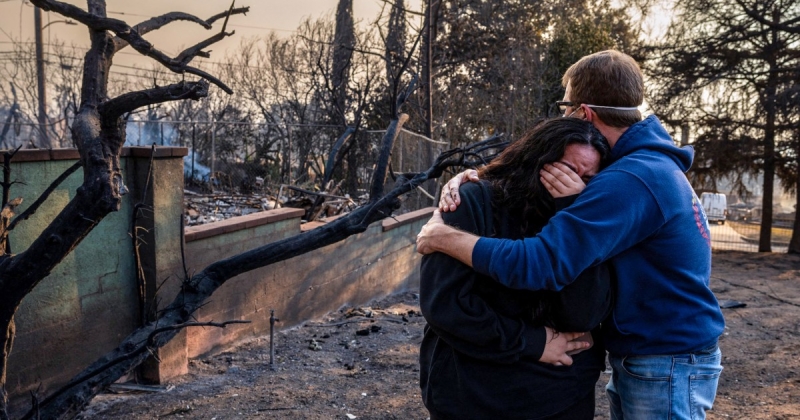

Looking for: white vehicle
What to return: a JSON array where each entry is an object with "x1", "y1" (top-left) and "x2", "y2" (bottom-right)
[{"x1": 701, "y1": 192, "x2": 727, "y2": 225}]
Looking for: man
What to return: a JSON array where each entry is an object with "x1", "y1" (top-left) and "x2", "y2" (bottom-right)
[{"x1": 416, "y1": 50, "x2": 724, "y2": 419}]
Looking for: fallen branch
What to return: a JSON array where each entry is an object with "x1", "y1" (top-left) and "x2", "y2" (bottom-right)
[{"x1": 22, "y1": 320, "x2": 249, "y2": 420}]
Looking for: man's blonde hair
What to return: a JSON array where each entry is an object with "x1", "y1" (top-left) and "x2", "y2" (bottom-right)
[{"x1": 563, "y1": 50, "x2": 644, "y2": 127}]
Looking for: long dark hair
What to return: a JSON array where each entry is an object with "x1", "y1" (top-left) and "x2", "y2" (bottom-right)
[{"x1": 478, "y1": 118, "x2": 609, "y2": 233}]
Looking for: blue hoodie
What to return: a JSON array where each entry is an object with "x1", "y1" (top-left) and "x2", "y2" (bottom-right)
[{"x1": 472, "y1": 115, "x2": 725, "y2": 356}]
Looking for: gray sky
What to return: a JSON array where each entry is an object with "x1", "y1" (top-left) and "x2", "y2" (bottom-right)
[{"x1": 0, "y1": 0, "x2": 422, "y2": 68}]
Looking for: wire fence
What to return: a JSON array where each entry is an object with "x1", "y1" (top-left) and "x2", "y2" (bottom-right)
[{"x1": 708, "y1": 219, "x2": 793, "y2": 253}]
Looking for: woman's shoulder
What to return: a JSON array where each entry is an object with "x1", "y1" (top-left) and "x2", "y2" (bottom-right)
[
  {"x1": 440, "y1": 180, "x2": 493, "y2": 230},
  {"x1": 458, "y1": 179, "x2": 492, "y2": 199}
]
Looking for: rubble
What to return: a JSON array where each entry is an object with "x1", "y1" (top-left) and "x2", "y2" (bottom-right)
[
  {"x1": 183, "y1": 190, "x2": 281, "y2": 226},
  {"x1": 183, "y1": 188, "x2": 362, "y2": 227}
]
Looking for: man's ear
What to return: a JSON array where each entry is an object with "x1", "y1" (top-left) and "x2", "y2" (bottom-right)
[{"x1": 580, "y1": 104, "x2": 594, "y2": 122}]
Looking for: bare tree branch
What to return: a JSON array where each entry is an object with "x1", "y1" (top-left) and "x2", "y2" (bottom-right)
[
  {"x1": 207, "y1": 6, "x2": 250, "y2": 26},
  {"x1": 732, "y1": 0, "x2": 800, "y2": 34},
  {"x1": 21, "y1": 320, "x2": 250, "y2": 420},
  {"x1": 112, "y1": 6, "x2": 251, "y2": 53},
  {"x1": 30, "y1": 0, "x2": 243, "y2": 94},
  {"x1": 112, "y1": 13, "x2": 211, "y2": 52},
  {"x1": 98, "y1": 80, "x2": 210, "y2": 121}
]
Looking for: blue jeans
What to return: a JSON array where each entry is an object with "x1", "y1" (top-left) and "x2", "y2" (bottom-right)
[{"x1": 606, "y1": 345, "x2": 722, "y2": 420}]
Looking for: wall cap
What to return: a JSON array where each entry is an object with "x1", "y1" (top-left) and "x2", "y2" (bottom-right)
[
  {"x1": 185, "y1": 207, "x2": 305, "y2": 242},
  {"x1": 1, "y1": 147, "x2": 188, "y2": 163},
  {"x1": 382, "y1": 207, "x2": 436, "y2": 232}
]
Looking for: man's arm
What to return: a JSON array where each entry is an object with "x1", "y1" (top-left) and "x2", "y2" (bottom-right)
[
  {"x1": 416, "y1": 210, "x2": 478, "y2": 266},
  {"x1": 424, "y1": 170, "x2": 663, "y2": 292},
  {"x1": 473, "y1": 172, "x2": 663, "y2": 291}
]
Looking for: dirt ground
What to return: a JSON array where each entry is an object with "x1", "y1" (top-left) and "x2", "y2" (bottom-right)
[{"x1": 81, "y1": 250, "x2": 800, "y2": 419}]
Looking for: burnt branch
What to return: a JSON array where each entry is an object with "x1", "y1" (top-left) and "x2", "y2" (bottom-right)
[
  {"x1": 112, "y1": 6, "x2": 250, "y2": 53},
  {"x1": 323, "y1": 127, "x2": 356, "y2": 187},
  {"x1": 174, "y1": 29, "x2": 234, "y2": 66},
  {"x1": 6, "y1": 162, "x2": 82, "y2": 233},
  {"x1": 113, "y1": 12, "x2": 211, "y2": 52},
  {"x1": 1, "y1": 146, "x2": 23, "y2": 209},
  {"x1": 30, "y1": 0, "x2": 126, "y2": 32},
  {"x1": 30, "y1": 0, "x2": 241, "y2": 94},
  {"x1": 22, "y1": 320, "x2": 250, "y2": 420},
  {"x1": 132, "y1": 146, "x2": 157, "y2": 325},
  {"x1": 207, "y1": 6, "x2": 250, "y2": 26},
  {"x1": 98, "y1": 80, "x2": 210, "y2": 121},
  {"x1": 306, "y1": 126, "x2": 358, "y2": 220}
]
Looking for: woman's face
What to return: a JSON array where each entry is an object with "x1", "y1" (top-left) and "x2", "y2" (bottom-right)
[{"x1": 559, "y1": 143, "x2": 602, "y2": 183}]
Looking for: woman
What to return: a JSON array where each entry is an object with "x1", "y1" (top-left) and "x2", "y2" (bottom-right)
[{"x1": 419, "y1": 118, "x2": 613, "y2": 419}]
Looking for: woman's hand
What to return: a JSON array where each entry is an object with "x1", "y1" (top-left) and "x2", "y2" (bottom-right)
[
  {"x1": 539, "y1": 327, "x2": 591, "y2": 366},
  {"x1": 540, "y1": 162, "x2": 586, "y2": 198},
  {"x1": 439, "y1": 169, "x2": 480, "y2": 212}
]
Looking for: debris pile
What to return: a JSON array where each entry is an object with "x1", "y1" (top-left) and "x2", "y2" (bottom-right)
[
  {"x1": 184, "y1": 190, "x2": 281, "y2": 226},
  {"x1": 183, "y1": 187, "x2": 365, "y2": 226}
]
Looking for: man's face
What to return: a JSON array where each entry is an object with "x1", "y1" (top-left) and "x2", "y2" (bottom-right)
[{"x1": 560, "y1": 143, "x2": 601, "y2": 183}]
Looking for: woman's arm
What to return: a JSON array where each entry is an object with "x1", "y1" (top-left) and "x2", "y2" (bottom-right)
[
  {"x1": 421, "y1": 183, "x2": 544, "y2": 363},
  {"x1": 421, "y1": 183, "x2": 588, "y2": 364}
]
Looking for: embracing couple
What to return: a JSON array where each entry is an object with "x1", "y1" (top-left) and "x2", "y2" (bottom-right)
[{"x1": 415, "y1": 50, "x2": 725, "y2": 420}]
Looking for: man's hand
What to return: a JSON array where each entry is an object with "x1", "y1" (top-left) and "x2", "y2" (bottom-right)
[
  {"x1": 540, "y1": 162, "x2": 586, "y2": 198},
  {"x1": 416, "y1": 210, "x2": 479, "y2": 266},
  {"x1": 538, "y1": 327, "x2": 591, "y2": 366},
  {"x1": 439, "y1": 169, "x2": 480, "y2": 212},
  {"x1": 416, "y1": 210, "x2": 446, "y2": 255}
]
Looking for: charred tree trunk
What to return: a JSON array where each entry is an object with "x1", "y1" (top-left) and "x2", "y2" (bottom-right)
[
  {"x1": 0, "y1": 1, "x2": 247, "y2": 418},
  {"x1": 420, "y1": 0, "x2": 440, "y2": 139}
]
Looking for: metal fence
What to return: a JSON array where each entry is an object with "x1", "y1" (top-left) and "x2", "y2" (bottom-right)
[{"x1": 708, "y1": 218, "x2": 794, "y2": 253}]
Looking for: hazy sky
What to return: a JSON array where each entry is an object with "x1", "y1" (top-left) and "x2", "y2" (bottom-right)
[{"x1": 0, "y1": 0, "x2": 423, "y2": 68}]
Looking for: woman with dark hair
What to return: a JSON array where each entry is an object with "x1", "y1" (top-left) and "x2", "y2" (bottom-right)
[{"x1": 419, "y1": 118, "x2": 613, "y2": 420}]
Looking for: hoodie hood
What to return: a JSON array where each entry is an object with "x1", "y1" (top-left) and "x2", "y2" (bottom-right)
[{"x1": 610, "y1": 115, "x2": 693, "y2": 172}]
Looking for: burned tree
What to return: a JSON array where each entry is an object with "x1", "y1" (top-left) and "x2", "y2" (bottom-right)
[{"x1": 0, "y1": 1, "x2": 249, "y2": 419}]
